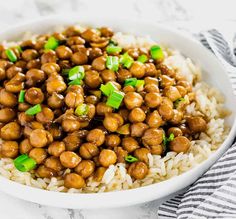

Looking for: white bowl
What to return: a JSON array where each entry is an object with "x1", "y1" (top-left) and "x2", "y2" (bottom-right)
[{"x1": 0, "y1": 15, "x2": 236, "y2": 209}]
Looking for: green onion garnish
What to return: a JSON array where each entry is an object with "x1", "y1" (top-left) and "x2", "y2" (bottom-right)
[
  {"x1": 120, "y1": 52, "x2": 134, "y2": 68},
  {"x1": 106, "y1": 56, "x2": 119, "y2": 71},
  {"x1": 25, "y1": 104, "x2": 42, "y2": 116},
  {"x1": 44, "y1": 36, "x2": 59, "y2": 50},
  {"x1": 150, "y1": 45, "x2": 164, "y2": 60},
  {"x1": 106, "y1": 44, "x2": 122, "y2": 54},
  {"x1": 68, "y1": 66, "x2": 85, "y2": 81},
  {"x1": 5, "y1": 49, "x2": 17, "y2": 62},
  {"x1": 61, "y1": 69, "x2": 70, "y2": 75},
  {"x1": 106, "y1": 90, "x2": 124, "y2": 109},
  {"x1": 18, "y1": 90, "x2": 25, "y2": 103},
  {"x1": 68, "y1": 78, "x2": 82, "y2": 85},
  {"x1": 174, "y1": 97, "x2": 186, "y2": 108},
  {"x1": 100, "y1": 82, "x2": 117, "y2": 96},
  {"x1": 124, "y1": 78, "x2": 145, "y2": 88},
  {"x1": 14, "y1": 154, "x2": 37, "y2": 172},
  {"x1": 75, "y1": 104, "x2": 89, "y2": 116},
  {"x1": 163, "y1": 133, "x2": 175, "y2": 147},
  {"x1": 125, "y1": 155, "x2": 138, "y2": 163},
  {"x1": 137, "y1": 54, "x2": 148, "y2": 63},
  {"x1": 15, "y1": 46, "x2": 23, "y2": 53}
]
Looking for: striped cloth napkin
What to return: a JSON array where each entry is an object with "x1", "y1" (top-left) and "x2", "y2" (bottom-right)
[{"x1": 158, "y1": 30, "x2": 236, "y2": 219}]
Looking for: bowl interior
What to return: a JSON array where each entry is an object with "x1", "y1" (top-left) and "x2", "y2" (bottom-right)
[{"x1": 0, "y1": 15, "x2": 236, "y2": 209}]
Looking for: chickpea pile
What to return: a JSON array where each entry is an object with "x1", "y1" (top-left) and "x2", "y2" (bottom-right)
[{"x1": 0, "y1": 26, "x2": 207, "y2": 189}]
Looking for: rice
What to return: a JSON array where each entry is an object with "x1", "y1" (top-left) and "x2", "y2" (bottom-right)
[{"x1": 0, "y1": 29, "x2": 230, "y2": 193}]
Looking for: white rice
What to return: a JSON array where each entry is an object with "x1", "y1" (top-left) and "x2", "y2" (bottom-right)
[{"x1": 0, "y1": 29, "x2": 230, "y2": 193}]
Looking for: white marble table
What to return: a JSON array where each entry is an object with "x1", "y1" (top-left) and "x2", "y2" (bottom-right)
[{"x1": 0, "y1": 0, "x2": 236, "y2": 218}]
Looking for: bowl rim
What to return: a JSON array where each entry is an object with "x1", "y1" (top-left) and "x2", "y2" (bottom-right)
[{"x1": 0, "y1": 15, "x2": 236, "y2": 209}]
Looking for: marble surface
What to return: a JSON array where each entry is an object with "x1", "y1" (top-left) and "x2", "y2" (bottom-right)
[{"x1": 0, "y1": 0, "x2": 236, "y2": 218}]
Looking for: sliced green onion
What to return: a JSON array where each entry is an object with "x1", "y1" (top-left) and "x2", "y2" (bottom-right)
[
  {"x1": 5, "y1": 49, "x2": 17, "y2": 62},
  {"x1": 124, "y1": 78, "x2": 137, "y2": 87},
  {"x1": 163, "y1": 133, "x2": 175, "y2": 147},
  {"x1": 75, "y1": 104, "x2": 89, "y2": 116},
  {"x1": 108, "y1": 39, "x2": 118, "y2": 46},
  {"x1": 137, "y1": 54, "x2": 148, "y2": 63},
  {"x1": 106, "y1": 56, "x2": 119, "y2": 71},
  {"x1": 125, "y1": 155, "x2": 138, "y2": 163},
  {"x1": 61, "y1": 68, "x2": 70, "y2": 75},
  {"x1": 106, "y1": 90, "x2": 124, "y2": 109},
  {"x1": 44, "y1": 36, "x2": 59, "y2": 50},
  {"x1": 18, "y1": 90, "x2": 25, "y2": 103},
  {"x1": 169, "y1": 133, "x2": 175, "y2": 141},
  {"x1": 135, "y1": 80, "x2": 145, "y2": 88},
  {"x1": 106, "y1": 44, "x2": 122, "y2": 54},
  {"x1": 14, "y1": 154, "x2": 37, "y2": 172},
  {"x1": 68, "y1": 78, "x2": 82, "y2": 85},
  {"x1": 68, "y1": 66, "x2": 85, "y2": 81},
  {"x1": 120, "y1": 52, "x2": 134, "y2": 68},
  {"x1": 174, "y1": 97, "x2": 186, "y2": 108},
  {"x1": 150, "y1": 45, "x2": 164, "y2": 60},
  {"x1": 15, "y1": 46, "x2": 23, "y2": 53},
  {"x1": 25, "y1": 104, "x2": 42, "y2": 116},
  {"x1": 100, "y1": 82, "x2": 117, "y2": 96}
]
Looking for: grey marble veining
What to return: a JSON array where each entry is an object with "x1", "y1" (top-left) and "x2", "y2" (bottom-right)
[{"x1": 0, "y1": 0, "x2": 235, "y2": 218}]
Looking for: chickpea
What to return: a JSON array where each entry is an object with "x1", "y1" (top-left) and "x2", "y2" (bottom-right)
[
  {"x1": 47, "y1": 92, "x2": 64, "y2": 109},
  {"x1": 150, "y1": 145, "x2": 163, "y2": 155},
  {"x1": 158, "y1": 102, "x2": 174, "y2": 121},
  {"x1": 122, "y1": 137, "x2": 139, "y2": 153},
  {"x1": 170, "y1": 110, "x2": 183, "y2": 125},
  {"x1": 63, "y1": 133, "x2": 81, "y2": 151},
  {"x1": 99, "y1": 149, "x2": 117, "y2": 167},
  {"x1": 142, "y1": 128, "x2": 164, "y2": 147},
  {"x1": 29, "y1": 148, "x2": 47, "y2": 164},
  {"x1": 75, "y1": 160, "x2": 95, "y2": 178},
  {"x1": 41, "y1": 63, "x2": 60, "y2": 75},
  {"x1": 145, "y1": 92, "x2": 162, "y2": 108},
  {"x1": 79, "y1": 143, "x2": 99, "y2": 159},
  {"x1": 163, "y1": 86, "x2": 181, "y2": 102},
  {"x1": 177, "y1": 80, "x2": 192, "y2": 92},
  {"x1": 114, "y1": 147, "x2": 128, "y2": 163},
  {"x1": 0, "y1": 89, "x2": 17, "y2": 107},
  {"x1": 101, "y1": 69, "x2": 116, "y2": 82},
  {"x1": 187, "y1": 116, "x2": 207, "y2": 133},
  {"x1": 176, "y1": 85, "x2": 187, "y2": 97},
  {"x1": 112, "y1": 113, "x2": 124, "y2": 126},
  {"x1": 19, "y1": 139, "x2": 33, "y2": 154},
  {"x1": 157, "y1": 64, "x2": 176, "y2": 77},
  {"x1": 128, "y1": 108, "x2": 146, "y2": 123},
  {"x1": 46, "y1": 74, "x2": 67, "y2": 94},
  {"x1": 29, "y1": 129, "x2": 53, "y2": 147},
  {"x1": 36, "y1": 107, "x2": 54, "y2": 124},
  {"x1": 18, "y1": 112, "x2": 34, "y2": 125},
  {"x1": 25, "y1": 87, "x2": 44, "y2": 105},
  {"x1": 123, "y1": 85, "x2": 135, "y2": 93},
  {"x1": 48, "y1": 141, "x2": 65, "y2": 157},
  {"x1": 6, "y1": 66, "x2": 22, "y2": 79},
  {"x1": 144, "y1": 76, "x2": 159, "y2": 85},
  {"x1": 84, "y1": 70, "x2": 101, "y2": 88},
  {"x1": 41, "y1": 50, "x2": 57, "y2": 64},
  {"x1": 87, "y1": 104, "x2": 96, "y2": 119},
  {"x1": 36, "y1": 165, "x2": 55, "y2": 178},
  {"x1": 146, "y1": 110, "x2": 163, "y2": 128},
  {"x1": 0, "y1": 68, "x2": 6, "y2": 80},
  {"x1": 88, "y1": 47, "x2": 103, "y2": 60},
  {"x1": 0, "y1": 108, "x2": 15, "y2": 123},
  {"x1": 26, "y1": 59, "x2": 41, "y2": 70},
  {"x1": 65, "y1": 91, "x2": 84, "y2": 108},
  {"x1": 93, "y1": 167, "x2": 106, "y2": 182},
  {"x1": 124, "y1": 92, "x2": 143, "y2": 110},
  {"x1": 56, "y1": 46, "x2": 72, "y2": 59},
  {"x1": 130, "y1": 122, "x2": 149, "y2": 137},
  {"x1": 85, "y1": 95, "x2": 98, "y2": 105},
  {"x1": 167, "y1": 127, "x2": 183, "y2": 137},
  {"x1": 18, "y1": 102, "x2": 30, "y2": 111},
  {"x1": 100, "y1": 27, "x2": 113, "y2": 37},
  {"x1": 81, "y1": 29, "x2": 98, "y2": 42},
  {"x1": 169, "y1": 136, "x2": 190, "y2": 153},
  {"x1": 130, "y1": 61, "x2": 145, "y2": 78},
  {"x1": 92, "y1": 56, "x2": 106, "y2": 71},
  {"x1": 62, "y1": 118, "x2": 80, "y2": 132},
  {"x1": 26, "y1": 69, "x2": 46, "y2": 86},
  {"x1": 60, "y1": 151, "x2": 81, "y2": 168},
  {"x1": 86, "y1": 129, "x2": 105, "y2": 146},
  {"x1": 15, "y1": 60, "x2": 27, "y2": 69},
  {"x1": 160, "y1": 75, "x2": 175, "y2": 87},
  {"x1": 45, "y1": 156, "x2": 63, "y2": 172},
  {"x1": 105, "y1": 134, "x2": 121, "y2": 148},
  {"x1": 145, "y1": 63, "x2": 158, "y2": 77},
  {"x1": 71, "y1": 51, "x2": 88, "y2": 65},
  {"x1": 117, "y1": 69, "x2": 132, "y2": 83},
  {"x1": 103, "y1": 114, "x2": 119, "y2": 132},
  {"x1": 134, "y1": 148, "x2": 150, "y2": 164},
  {"x1": 64, "y1": 173, "x2": 85, "y2": 189},
  {"x1": 0, "y1": 60, "x2": 11, "y2": 70},
  {"x1": 96, "y1": 102, "x2": 113, "y2": 116},
  {"x1": 66, "y1": 85, "x2": 84, "y2": 94},
  {"x1": 5, "y1": 73, "x2": 25, "y2": 93},
  {"x1": 0, "y1": 122, "x2": 21, "y2": 140},
  {"x1": 22, "y1": 49, "x2": 38, "y2": 61},
  {"x1": 128, "y1": 161, "x2": 148, "y2": 180},
  {"x1": 118, "y1": 109, "x2": 129, "y2": 122},
  {"x1": 1, "y1": 141, "x2": 18, "y2": 158}
]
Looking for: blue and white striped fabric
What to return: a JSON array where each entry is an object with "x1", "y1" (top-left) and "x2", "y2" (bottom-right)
[{"x1": 158, "y1": 30, "x2": 236, "y2": 219}]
